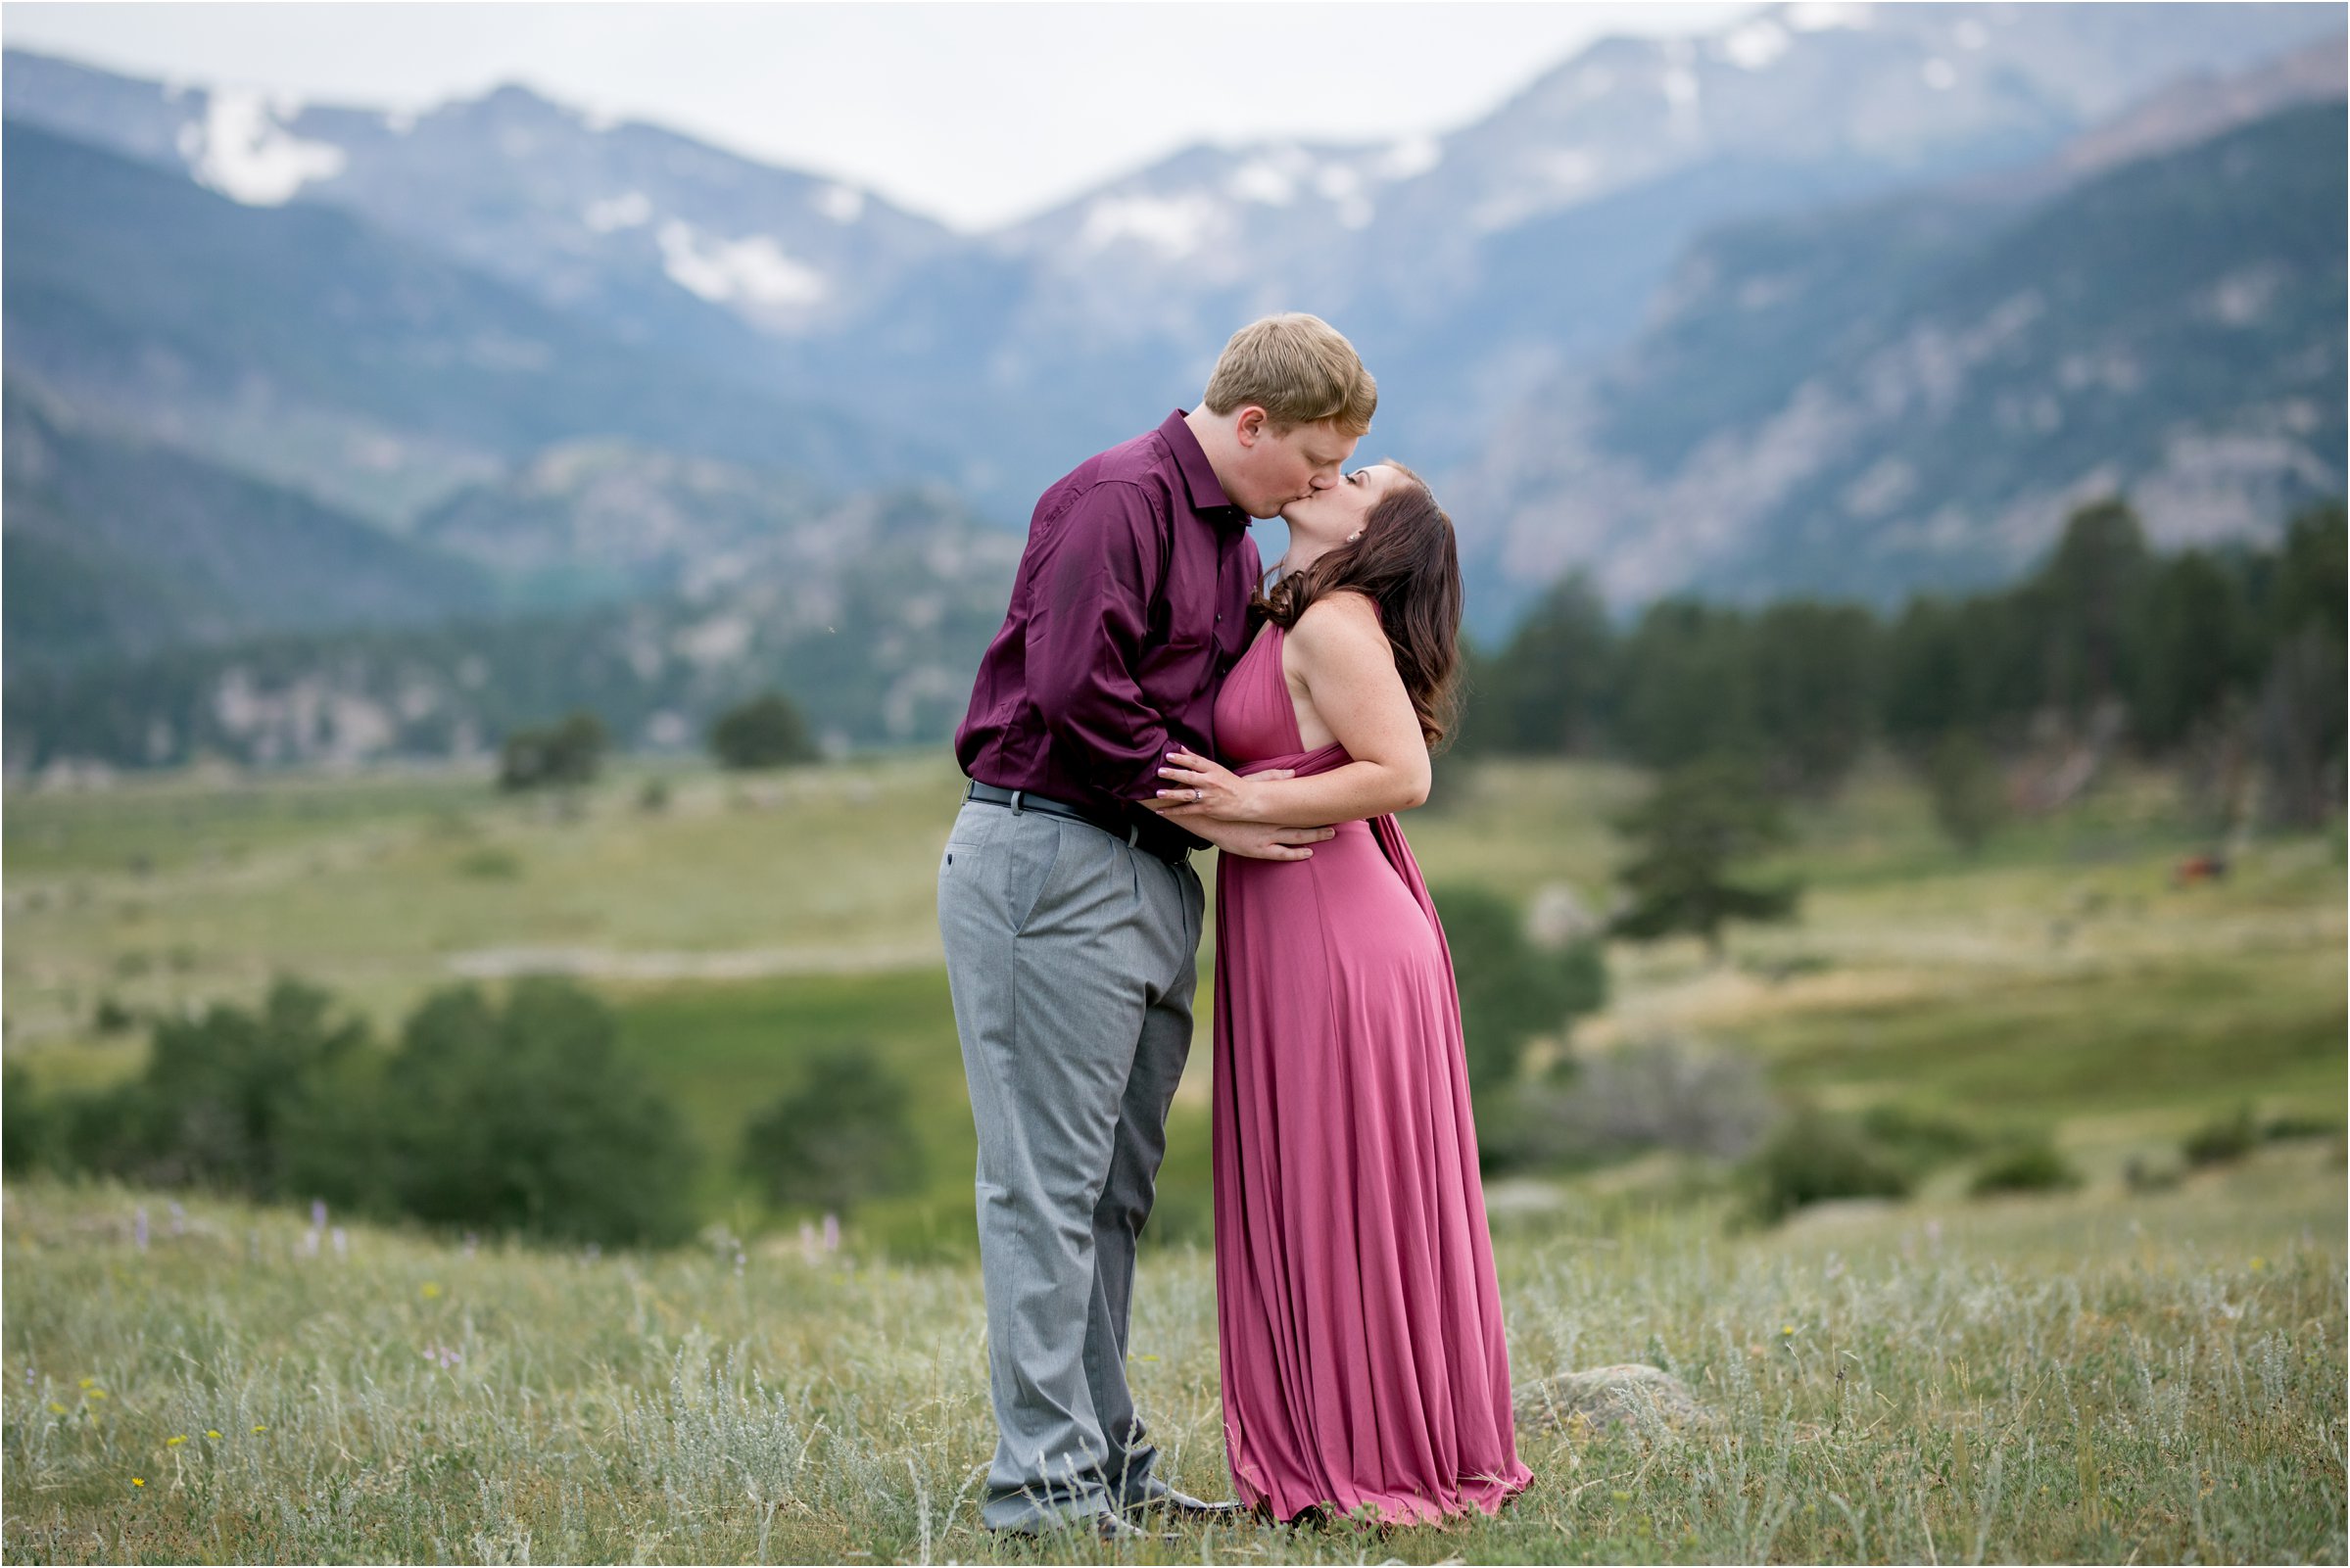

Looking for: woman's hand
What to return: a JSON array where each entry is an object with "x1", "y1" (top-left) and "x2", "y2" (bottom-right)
[{"x1": 1143, "y1": 748, "x2": 1287, "y2": 822}]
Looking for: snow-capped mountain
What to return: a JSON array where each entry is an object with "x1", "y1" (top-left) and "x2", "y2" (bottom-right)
[
  {"x1": 2, "y1": 1, "x2": 2342, "y2": 643},
  {"x1": 11, "y1": 4, "x2": 2337, "y2": 498},
  {"x1": 1, "y1": 50, "x2": 956, "y2": 361},
  {"x1": 1452, "y1": 85, "x2": 2346, "y2": 617}
]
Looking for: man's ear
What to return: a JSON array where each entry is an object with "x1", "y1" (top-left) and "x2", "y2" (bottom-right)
[{"x1": 1233, "y1": 405, "x2": 1270, "y2": 448}]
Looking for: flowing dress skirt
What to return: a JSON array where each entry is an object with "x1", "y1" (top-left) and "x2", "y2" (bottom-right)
[{"x1": 1210, "y1": 626, "x2": 1531, "y2": 1525}]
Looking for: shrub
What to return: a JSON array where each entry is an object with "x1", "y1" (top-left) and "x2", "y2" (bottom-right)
[
  {"x1": 710, "y1": 692, "x2": 819, "y2": 771},
  {"x1": 1923, "y1": 730, "x2": 2006, "y2": 852},
  {"x1": 379, "y1": 977, "x2": 697, "y2": 1248},
  {"x1": 58, "y1": 978, "x2": 371, "y2": 1200},
  {"x1": 2, "y1": 1059, "x2": 51, "y2": 1175},
  {"x1": 1742, "y1": 1109, "x2": 1911, "y2": 1225},
  {"x1": 740, "y1": 1047, "x2": 926, "y2": 1216},
  {"x1": 1970, "y1": 1137, "x2": 2084, "y2": 1196},
  {"x1": 2260, "y1": 1112, "x2": 2340, "y2": 1142},
  {"x1": 498, "y1": 711, "x2": 607, "y2": 792},
  {"x1": 1432, "y1": 882, "x2": 1608, "y2": 1107},
  {"x1": 2183, "y1": 1105, "x2": 2260, "y2": 1166},
  {"x1": 1860, "y1": 1104, "x2": 1985, "y2": 1175}
]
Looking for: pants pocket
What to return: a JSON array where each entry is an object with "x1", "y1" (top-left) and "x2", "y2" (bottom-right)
[{"x1": 1005, "y1": 818, "x2": 1066, "y2": 934}]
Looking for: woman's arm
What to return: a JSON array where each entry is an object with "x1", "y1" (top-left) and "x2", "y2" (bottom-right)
[{"x1": 1147, "y1": 592, "x2": 1429, "y2": 830}]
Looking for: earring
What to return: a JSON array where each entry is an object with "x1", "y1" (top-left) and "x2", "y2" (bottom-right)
[{"x1": 1346, "y1": 531, "x2": 1363, "y2": 543}]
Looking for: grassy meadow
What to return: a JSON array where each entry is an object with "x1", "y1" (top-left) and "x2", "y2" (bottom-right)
[{"x1": 4, "y1": 746, "x2": 2344, "y2": 1561}]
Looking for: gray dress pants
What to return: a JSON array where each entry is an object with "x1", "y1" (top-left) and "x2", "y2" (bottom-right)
[{"x1": 936, "y1": 797, "x2": 1202, "y2": 1531}]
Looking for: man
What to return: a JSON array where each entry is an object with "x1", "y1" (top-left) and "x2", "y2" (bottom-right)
[{"x1": 939, "y1": 313, "x2": 1376, "y2": 1537}]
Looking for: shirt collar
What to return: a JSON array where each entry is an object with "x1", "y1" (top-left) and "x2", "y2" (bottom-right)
[{"x1": 1159, "y1": 409, "x2": 1250, "y2": 530}]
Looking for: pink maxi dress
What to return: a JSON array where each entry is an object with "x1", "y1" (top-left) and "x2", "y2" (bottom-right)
[{"x1": 1209, "y1": 621, "x2": 1533, "y2": 1526}]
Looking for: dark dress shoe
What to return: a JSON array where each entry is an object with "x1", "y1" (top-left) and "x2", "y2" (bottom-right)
[
  {"x1": 985, "y1": 1509, "x2": 1175, "y2": 1543},
  {"x1": 1120, "y1": 1478, "x2": 1246, "y2": 1522},
  {"x1": 1092, "y1": 1511, "x2": 1178, "y2": 1543}
]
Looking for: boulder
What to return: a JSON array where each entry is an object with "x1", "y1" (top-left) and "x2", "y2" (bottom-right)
[{"x1": 1513, "y1": 1363, "x2": 1708, "y2": 1437}]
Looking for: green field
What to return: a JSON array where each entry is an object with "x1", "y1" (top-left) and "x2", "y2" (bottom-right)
[
  {"x1": 4, "y1": 748, "x2": 2343, "y2": 1560},
  {"x1": 4, "y1": 1153, "x2": 2341, "y2": 1563}
]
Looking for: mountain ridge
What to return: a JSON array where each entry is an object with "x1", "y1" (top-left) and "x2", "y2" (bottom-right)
[
  {"x1": 1458, "y1": 97, "x2": 2346, "y2": 618},
  {"x1": 8, "y1": 3, "x2": 2339, "y2": 517}
]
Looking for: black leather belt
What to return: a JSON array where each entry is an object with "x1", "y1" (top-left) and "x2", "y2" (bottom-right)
[{"x1": 964, "y1": 780, "x2": 1190, "y2": 865}]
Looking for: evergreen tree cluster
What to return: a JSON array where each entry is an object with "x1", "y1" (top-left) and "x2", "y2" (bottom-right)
[
  {"x1": 497, "y1": 710, "x2": 608, "y2": 792},
  {"x1": 3, "y1": 977, "x2": 925, "y2": 1250},
  {"x1": 1463, "y1": 499, "x2": 2346, "y2": 829},
  {"x1": 709, "y1": 691, "x2": 820, "y2": 770}
]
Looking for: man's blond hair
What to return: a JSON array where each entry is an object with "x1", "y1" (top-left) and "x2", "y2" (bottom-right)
[{"x1": 1200, "y1": 313, "x2": 1376, "y2": 437}]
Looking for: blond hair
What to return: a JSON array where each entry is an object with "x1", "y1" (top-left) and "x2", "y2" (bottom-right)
[{"x1": 1200, "y1": 313, "x2": 1376, "y2": 437}]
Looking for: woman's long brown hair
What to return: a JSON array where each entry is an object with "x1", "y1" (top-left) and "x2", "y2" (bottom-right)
[{"x1": 1252, "y1": 461, "x2": 1463, "y2": 751}]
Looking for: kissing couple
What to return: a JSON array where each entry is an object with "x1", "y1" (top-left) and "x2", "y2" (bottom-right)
[{"x1": 937, "y1": 312, "x2": 1531, "y2": 1536}]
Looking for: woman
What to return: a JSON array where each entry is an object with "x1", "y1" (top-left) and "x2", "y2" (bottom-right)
[{"x1": 1143, "y1": 462, "x2": 1532, "y2": 1527}]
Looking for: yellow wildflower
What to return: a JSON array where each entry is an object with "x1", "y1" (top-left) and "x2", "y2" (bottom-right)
[
  {"x1": 206, "y1": 1430, "x2": 222, "y2": 1440},
  {"x1": 1781, "y1": 1325, "x2": 1796, "y2": 1336},
  {"x1": 87, "y1": 1389, "x2": 108, "y2": 1401},
  {"x1": 78, "y1": 1378, "x2": 94, "y2": 1389},
  {"x1": 422, "y1": 1282, "x2": 442, "y2": 1299},
  {"x1": 252, "y1": 1424, "x2": 267, "y2": 1434},
  {"x1": 46, "y1": 1402, "x2": 65, "y2": 1414},
  {"x1": 131, "y1": 1478, "x2": 145, "y2": 1488},
  {"x1": 167, "y1": 1435, "x2": 187, "y2": 1447}
]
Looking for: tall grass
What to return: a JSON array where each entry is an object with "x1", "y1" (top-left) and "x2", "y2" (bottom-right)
[
  {"x1": 6, "y1": 750, "x2": 2343, "y2": 1559},
  {"x1": 5, "y1": 1152, "x2": 2341, "y2": 1564}
]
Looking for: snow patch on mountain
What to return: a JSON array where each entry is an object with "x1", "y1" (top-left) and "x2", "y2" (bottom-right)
[
  {"x1": 584, "y1": 191, "x2": 653, "y2": 232},
  {"x1": 1077, "y1": 192, "x2": 1218, "y2": 257},
  {"x1": 1230, "y1": 160, "x2": 1298, "y2": 206},
  {"x1": 1721, "y1": 18, "x2": 1791, "y2": 70},
  {"x1": 814, "y1": 184, "x2": 866, "y2": 222},
  {"x1": 1545, "y1": 148, "x2": 1602, "y2": 189},
  {"x1": 655, "y1": 220, "x2": 827, "y2": 307},
  {"x1": 1379, "y1": 135, "x2": 1442, "y2": 179},
  {"x1": 182, "y1": 88, "x2": 347, "y2": 205}
]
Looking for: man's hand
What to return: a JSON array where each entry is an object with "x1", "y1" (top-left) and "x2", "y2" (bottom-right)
[{"x1": 1182, "y1": 814, "x2": 1334, "y2": 862}]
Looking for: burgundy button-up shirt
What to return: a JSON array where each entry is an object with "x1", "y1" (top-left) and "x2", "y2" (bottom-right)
[{"x1": 955, "y1": 409, "x2": 1261, "y2": 841}]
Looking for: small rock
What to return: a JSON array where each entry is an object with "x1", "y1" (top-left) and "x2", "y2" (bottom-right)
[{"x1": 1514, "y1": 1364, "x2": 1708, "y2": 1437}]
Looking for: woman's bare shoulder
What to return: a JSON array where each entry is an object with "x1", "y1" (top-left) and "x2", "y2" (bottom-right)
[
  {"x1": 1291, "y1": 590, "x2": 1383, "y2": 643},
  {"x1": 1289, "y1": 591, "x2": 1391, "y2": 669}
]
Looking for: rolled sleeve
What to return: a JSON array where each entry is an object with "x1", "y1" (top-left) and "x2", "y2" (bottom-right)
[{"x1": 1028, "y1": 482, "x2": 1175, "y2": 806}]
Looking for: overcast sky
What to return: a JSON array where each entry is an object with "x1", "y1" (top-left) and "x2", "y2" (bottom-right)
[{"x1": 3, "y1": 2, "x2": 1757, "y2": 230}]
